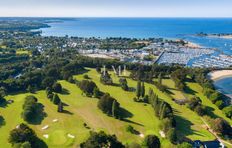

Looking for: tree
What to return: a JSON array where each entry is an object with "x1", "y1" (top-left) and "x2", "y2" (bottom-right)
[
  {"x1": 8, "y1": 123, "x2": 37, "y2": 147},
  {"x1": 57, "y1": 101, "x2": 63, "y2": 113},
  {"x1": 158, "y1": 73, "x2": 162, "y2": 84},
  {"x1": 100, "y1": 71, "x2": 113, "y2": 85},
  {"x1": 167, "y1": 128, "x2": 177, "y2": 144},
  {"x1": 0, "y1": 95, "x2": 6, "y2": 105},
  {"x1": 83, "y1": 74, "x2": 89, "y2": 79},
  {"x1": 52, "y1": 82, "x2": 62, "y2": 93},
  {"x1": 112, "y1": 100, "x2": 120, "y2": 118},
  {"x1": 211, "y1": 118, "x2": 232, "y2": 136},
  {"x1": 136, "y1": 81, "x2": 141, "y2": 99},
  {"x1": 222, "y1": 105, "x2": 232, "y2": 119},
  {"x1": 98, "y1": 93, "x2": 120, "y2": 118},
  {"x1": 141, "y1": 82, "x2": 145, "y2": 98},
  {"x1": 13, "y1": 141, "x2": 31, "y2": 148},
  {"x1": 119, "y1": 78, "x2": 128, "y2": 91},
  {"x1": 80, "y1": 131, "x2": 124, "y2": 148},
  {"x1": 79, "y1": 80, "x2": 98, "y2": 96},
  {"x1": 126, "y1": 125, "x2": 135, "y2": 134},
  {"x1": 21, "y1": 96, "x2": 40, "y2": 123},
  {"x1": 52, "y1": 94, "x2": 61, "y2": 105},
  {"x1": 93, "y1": 87, "x2": 101, "y2": 98},
  {"x1": 142, "y1": 135, "x2": 160, "y2": 148}
]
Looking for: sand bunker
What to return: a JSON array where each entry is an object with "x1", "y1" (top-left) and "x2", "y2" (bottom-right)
[
  {"x1": 67, "y1": 134, "x2": 75, "y2": 138},
  {"x1": 42, "y1": 125, "x2": 49, "y2": 130}
]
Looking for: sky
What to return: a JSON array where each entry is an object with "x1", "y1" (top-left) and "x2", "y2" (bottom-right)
[{"x1": 0, "y1": 0, "x2": 231, "y2": 17}]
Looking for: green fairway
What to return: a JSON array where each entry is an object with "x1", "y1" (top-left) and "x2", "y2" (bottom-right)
[
  {"x1": 154, "y1": 78, "x2": 186, "y2": 100},
  {"x1": 0, "y1": 68, "x2": 221, "y2": 147},
  {"x1": 185, "y1": 82, "x2": 232, "y2": 124}
]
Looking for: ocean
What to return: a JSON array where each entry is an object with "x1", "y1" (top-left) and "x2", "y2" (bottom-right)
[{"x1": 214, "y1": 77, "x2": 232, "y2": 98}]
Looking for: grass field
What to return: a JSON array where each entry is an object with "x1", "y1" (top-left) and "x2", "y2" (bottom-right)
[{"x1": 0, "y1": 68, "x2": 225, "y2": 147}]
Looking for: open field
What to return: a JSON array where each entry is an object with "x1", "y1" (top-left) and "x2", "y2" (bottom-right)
[{"x1": 0, "y1": 68, "x2": 224, "y2": 147}]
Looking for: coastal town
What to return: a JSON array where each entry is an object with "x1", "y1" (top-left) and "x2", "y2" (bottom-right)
[{"x1": 77, "y1": 38, "x2": 232, "y2": 68}]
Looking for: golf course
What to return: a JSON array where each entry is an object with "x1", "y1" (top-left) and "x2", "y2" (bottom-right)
[{"x1": 0, "y1": 68, "x2": 230, "y2": 147}]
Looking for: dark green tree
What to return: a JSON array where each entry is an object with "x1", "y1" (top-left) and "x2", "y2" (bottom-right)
[
  {"x1": 136, "y1": 81, "x2": 141, "y2": 99},
  {"x1": 142, "y1": 135, "x2": 160, "y2": 148},
  {"x1": 57, "y1": 101, "x2": 63, "y2": 113},
  {"x1": 52, "y1": 82, "x2": 62, "y2": 93},
  {"x1": 8, "y1": 123, "x2": 37, "y2": 147},
  {"x1": 141, "y1": 82, "x2": 145, "y2": 98},
  {"x1": 80, "y1": 131, "x2": 124, "y2": 148},
  {"x1": 52, "y1": 94, "x2": 61, "y2": 105}
]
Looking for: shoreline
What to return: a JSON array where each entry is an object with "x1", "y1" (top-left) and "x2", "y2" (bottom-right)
[{"x1": 207, "y1": 70, "x2": 232, "y2": 81}]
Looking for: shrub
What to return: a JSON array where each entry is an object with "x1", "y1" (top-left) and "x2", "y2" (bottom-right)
[{"x1": 83, "y1": 74, "x2": 89, "y2": 79}]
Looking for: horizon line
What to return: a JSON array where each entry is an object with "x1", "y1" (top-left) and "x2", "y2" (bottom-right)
[{"x1": 0, "y1": 16, "x2": 232, "y2": 19}]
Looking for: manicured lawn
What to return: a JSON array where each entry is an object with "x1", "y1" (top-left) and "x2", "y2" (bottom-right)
[
  {"x1": 154, "y1": 78, "x2": 186, "y2": 100},
  {"x1": 0, "y1": 68, "x2": 218, "y2": 147}
]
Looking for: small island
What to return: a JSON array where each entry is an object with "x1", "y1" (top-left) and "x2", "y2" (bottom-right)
[{"x1": 196, "y1": 32, "x2": 232, "y2": 39}]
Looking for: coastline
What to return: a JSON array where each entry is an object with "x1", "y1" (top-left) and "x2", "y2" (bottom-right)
[{"x1": 207, "y1": 70, "x2": 232, "y2": 81}]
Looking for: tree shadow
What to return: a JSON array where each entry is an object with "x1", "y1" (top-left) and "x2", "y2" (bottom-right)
[
  {"x1": 62, "y1": 102, "x2": 69, "y2": 107},
  {"x1": 204, "y1": 106, "x2": 220, "y2": 119},
  {"x1": 62, "y1": 110, "x2": 73, "y2": 115},
  {"x1": 35, "y1": 137, "x2": 48, "y2": 148},
  {"x1": 165, "y1": 89, "x2": 175, "y2": 95},
  {"x1": 120, "y1": 107, "x2": 133, "y2": 119},
  {"x1": 111, "y1": 83, "x2": 121, "y2": 87},
  {"x1": 184, "y1": 85, "x2": 197, "y2": 95},
  {"x1": 60, "y1": 88, "x2": 70, "y2": 95},
  {"x1": 0, "y1": 116, "x2": 6, "y2": 127},
  {"x1": 28, "y1": 103, "x2": 47, "y2": 125},
  {"x1": 122, "y1": 119, "x2": 144, "y2": 127},
  {"x1": 175, "y1": 115, "x2": 203, "y2": 140},
  {"x1": 128, "y1": 87, "x2": 136, "y2": 92}
]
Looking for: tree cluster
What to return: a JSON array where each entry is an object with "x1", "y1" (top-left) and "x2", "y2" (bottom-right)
[
  {"x1": 148, "y1": 88, "x2": 177, "y2": 143},
  {"x1": 100, "y1": 71, "x2": 113, "y2": 85},
  {"x1": 135, "y1": 81, "x2": 145, "y2": 102},
  {"x1": 98, "y1": 93, "x2": 121, "y2": 119},
  {"x1": 207, "y1": 117, "x2": 232, "y2": 138},
  {"x1": 8, "y1": 123, "x2": 45, "y2": 148},
  {"x1": 187, "y1": 97, "x2": 206, "y2": 116},
  {"x1": 21, "y1": 96, "x2": 44, "y2": 123},
  {"x1": 78, "y1": 80, "x2": 98, "y2": 97},
  {"x1": 80, "y1": 131, "x2": 124, "y2": 148},
  {"x1": 119, "y1": 78, "x2": 129, "y2": 91}
]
